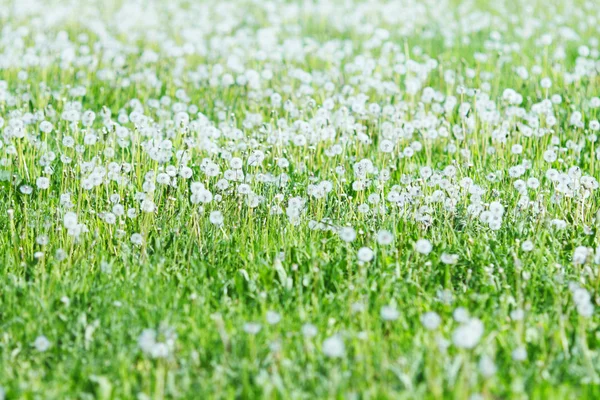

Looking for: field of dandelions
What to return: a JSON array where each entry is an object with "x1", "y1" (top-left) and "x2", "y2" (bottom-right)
[{"x1": 0, "y1": 0, "x2": 599, "y2": 398}]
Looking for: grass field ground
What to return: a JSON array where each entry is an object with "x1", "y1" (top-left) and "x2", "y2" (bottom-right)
[{"x1": 0, "y1": 0, "x2": 599, "y2": 398}]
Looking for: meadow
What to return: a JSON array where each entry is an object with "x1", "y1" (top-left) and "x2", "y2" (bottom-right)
[{"x1": 0, "y1": 0, "x2": 599, "y2": 398}]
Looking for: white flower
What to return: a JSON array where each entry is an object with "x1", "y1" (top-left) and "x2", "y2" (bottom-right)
[
  {"x1": 130, "y1": 233, "x2": 143, "y2": 246},
  {"x1": 301, "y1": 323, "x2": 318, "y2": 338},
  {"x1": 452, "y1": 318, "x2": 484, "y2": 349},
  {"x1": 103, "y1": 212, "x2": 116, "y2": 224},
  {"x1": 141, "y1": 199, "x2": 156, "y2": 213},
  {"x1": 521, "y1": 240, "x2": 534, "y2": 252},
  {"x1": 440, "y1": 253, "x2": 458, "y2": 265},
  {"x1": 376, "y1": 230, "x2": 394, "y2": 245},
  {"x1": 453, "y1": 307, "x2": 469, "y2": 323},
  {"x1": 322, "y1": 335, "x2": 345, "y2": 358},
  {"x1": 36, "y1": 177, "x2": 50, "y2": 190},
  {"x1": 266, "y1": 311, "x2": 281, "y2": 325},
  {"x1": 478, "y1": 355, "x2": 497, "y2": 377},
  {"x1": 39, "y1": 120, "x2": 54, "y2": 133},
  {"x1": 339, "y1": 227, "x2": 356, "y2": 243},
  {"x1": 351, "y1": 302, "x2": 366, "y2": 313},
  {"x1": 511, "y1": 346, "x2": 527, "y2": 361},
  {"x1": 510, "y1": 309, "x2": 525, "y2": 321},
  {"x1": 416, "y1": 239, "x2": 432, "y2": 255},
  {"x1": 489, "y1": 201, "x2": 505, "y2": 216},
  {"x1": 571, "y1": 285, "x2": 594, "y2": 317},
  {"x1": 380, "y1": 305, "x2": 399, "y2": 321},
  {"x1": 64, "y1": 212, "x2": 78, "y2": 229},
  {"x1": 209, "y1": 210, "x2": 224, "y2": 226},
  {"x1": 357, "y1": 247, "x2": 374, "y2": 262},
  {"x1": 34, "y1": 335, "x2": 51, "y2": 352},
  {"x1": 138, "y1": 329, "x2": 157, "y2": 354},
  {"x1": 138, "y1": 326, "x2": 176, "y2": 359},
  {"x1": 420, "y1": 311, "x2": 441, "y2": 330},
  {"x1": 243, "y1": 322, "x2": 261, "y2": 335},
  {"x1": 540, "y1": 77, "x2": 552, "y2": 89},
  {"x1": 577, "y1": 302, "x2": 594, "y2": 317},
  {"x1": 573, "y1": 246, "x2": 590, "y2": 265}
]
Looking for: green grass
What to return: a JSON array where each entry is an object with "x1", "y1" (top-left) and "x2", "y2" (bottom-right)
[{"x1": 0, "y1": 0, "x2": 599, "y2": 398}]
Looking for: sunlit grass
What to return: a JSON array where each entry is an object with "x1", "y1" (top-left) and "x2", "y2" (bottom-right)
[{"x1": 0, "y1": 0, "x2": 600, "y2": 399}]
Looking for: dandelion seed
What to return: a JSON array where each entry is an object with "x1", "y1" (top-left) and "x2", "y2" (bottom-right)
[
  {"x1": 510, "y1": 309, "x2": 525, "y2": 321},
  {"x1": 138, "y1": 326, "x2": 176, "y2": 359},
  {"x1": 55, "y1": 249, "x2": 67, "y2": 261},
  {"x1": 33, "y1": 335, "x2": 51, "y2": 352},
  {"x1": 36, "y1": 235, "x2": 49, "y2": 246},
  {"x1": 440, "y1": 253, "x2": 459, "y2": 265},
  {"x1": 512, "y1": 347, "x2": 527, "y2": 362},
  {"x1": 130, "y1": 233, "x2": 143, "y2": 246},
  {"x1": 20, "y1": 185, "x2": 34, "y2": 195},
  {"x1": 243, "y1": 322, "x2": 262, "y2": 335},
  {"x1": 64, "y1": 212, "x2": 78, "y2": 229},
  {"x1": 521, "y1": 240, "x2": 534, "y2": 252},
  {"x1": 572, "y1": 246, "x2": 591, "y2": 265},
  {"x1": 39, "y1": 121, "x2": 54, "y2": 133},
  {"x1": 380, "y1": 305, "x2": 399, "y2": 321},
  {"x1": 302, "y1": 323, "x2": 318, "y2": 338},
  {"x1": 416, "y1": 239, "x2": 433, "y2": 255},
  {"x1": 103, "y1": 212, "x2": 116, "y2": 224},
  {"x1": 452, "y1": 318, "x2": 484, "y2": 349},
  {"x1": 540, "y1": 78, "x2": 552, "y2": 89},
  {"x1": 322, "y1": 335, "x2": 345, "y2": 358},
  {"x1": 351, "y1": 302, "x2": 366, "y2": 313},
  {"x1": 61, "y1": 296, "x2": 70, "y2": 306},
  {"x1": 357, "y1": 247, "x2": 374, "y2": 262},
  {"x1": 453, "y1": 307, "x2": 470, "y2": 323},
  {"x1": 266, "y1": 311, "x2": 281, "y2": 325},
  {"x1": 479, "y1": 355, "x2": 497, "y2": 377},
  {"x1": 339, "y1": 227, "x2": 357, "y2": 243},
  {"x1": 141, "y1": 199, "x2": 156, "y2": 213},
  {"x1": 376, "y1": 230, "x2": 394, "y2": 245},
  {"x1": 209, "y1": 210, "x2": 224, "y2": 226},
  {"x1": 420, "y1": 312, "x2": 441, "y2": 330}
]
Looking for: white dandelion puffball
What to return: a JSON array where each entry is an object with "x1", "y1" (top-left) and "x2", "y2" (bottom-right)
[
  {"x1": 452, "y1": 318, "x2": 484, "y2": 349},
  {"x1": 357, "y1": 247, "x2": 374, "y2": 262},
  {"x1": 322, "y1": 335, "x2": 345, "y2": 358},
  {"x1": 34, "y1": 335, "x2": 51, "y2": 352},
  {"x1": 416, "y1": 239, "x2": 433, "y2": 255}
]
